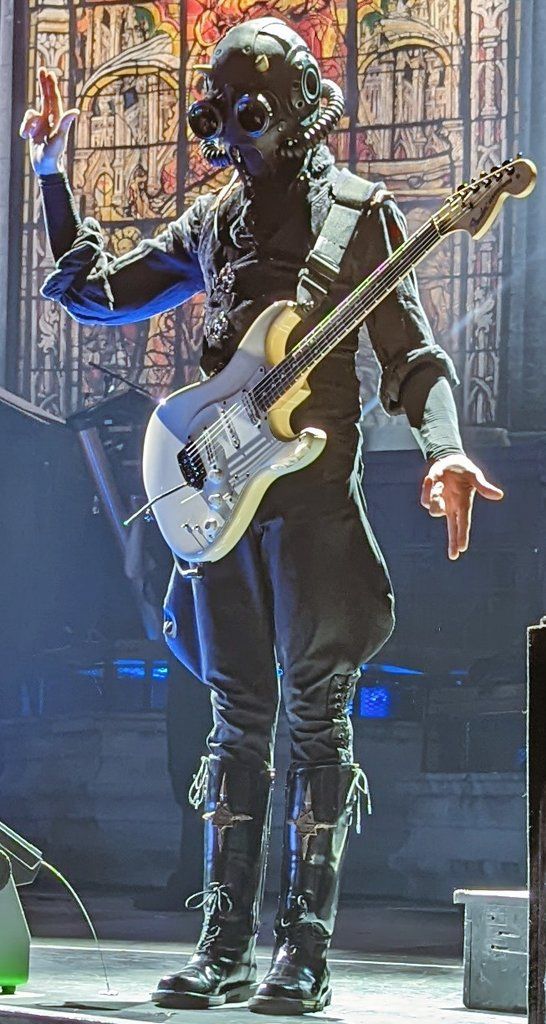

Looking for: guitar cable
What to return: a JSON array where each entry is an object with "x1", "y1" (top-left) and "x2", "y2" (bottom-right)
[{"x1": 41, "y1": 859, "x2": 116, "y2": 995}]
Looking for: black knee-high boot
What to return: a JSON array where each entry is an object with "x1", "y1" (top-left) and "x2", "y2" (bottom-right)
[
  {"x1": 248, "y1": 762, "x2": 368, "y2": 1016},
  {"x1": 152, "y1": 754, "x2": 275, "y2": 1008}
]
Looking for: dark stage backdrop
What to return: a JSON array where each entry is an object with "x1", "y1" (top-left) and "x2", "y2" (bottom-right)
[{"x1": 4, "y1": 0, "x2": 545, "y2": 437}]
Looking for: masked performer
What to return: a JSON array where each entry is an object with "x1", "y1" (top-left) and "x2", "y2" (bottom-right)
[{"x1": 21, "y1": 17, "x2": 503, "y2": 1015}]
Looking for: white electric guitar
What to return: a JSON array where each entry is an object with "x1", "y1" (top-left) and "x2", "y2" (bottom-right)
[{"x1": 139, "y1": 157, "x2": 536, "y2": 563}]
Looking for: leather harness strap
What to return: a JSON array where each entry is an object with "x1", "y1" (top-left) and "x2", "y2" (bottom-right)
[{"x1": 296, "y1": 170, "x2": 383, "y2": 316}]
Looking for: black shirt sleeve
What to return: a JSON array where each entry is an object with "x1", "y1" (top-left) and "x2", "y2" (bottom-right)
[
  {"x1": 40, "y1": 173, "x2": 80, "y2": 260},
  {"x1": 39, "y1": 172, "x2": 208, "y2": 325},
  {"x1": 351, "y1": 194, "x2": 465, "y2": 461},
  {"x1": 405, "y1": 372, "x2": 465, "y2": 462}
]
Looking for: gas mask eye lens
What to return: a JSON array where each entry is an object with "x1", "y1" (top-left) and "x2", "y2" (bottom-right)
[
  {"x1": 301, "y1": 66, "x2": 321, "y2": 104},
  {"x1": 188, "y1": 100, "x2": 222, "y2": 141},
  {"x1": 235, "y1": 94, "x2": 273, "y2": 137}
]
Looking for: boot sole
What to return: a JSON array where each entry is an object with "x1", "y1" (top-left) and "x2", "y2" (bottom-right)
[
  {"x1": 152, "y1": 982, "x2": 257, "y2": 1009},
  {"x1": 248, "y1": 988, "x2": 332, "y2": 1015}
]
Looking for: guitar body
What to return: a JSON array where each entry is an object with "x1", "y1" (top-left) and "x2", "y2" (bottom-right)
[
  {"x1": 142, "y1": 300, "x2": 327, "y2": 562},
  {"x1": 141, "y1": 157, "x2": 536, "y2": 564}
]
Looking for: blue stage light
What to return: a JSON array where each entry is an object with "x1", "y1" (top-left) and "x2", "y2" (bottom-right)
[
  {"x1": 77, "y1": 665, "x2": 103, "y2": 679},
  {"x1": 114, "y1": 658, "x2": 146, "y2": 679},
  {"x1": 358, "y1": 686, "x2": 392, "y2": 718},
  {"x1": 361, "y1": 662, "x2": 423, "y2": 676},
  {"x1": 151, "y1": 661, "x2": 170, "y2": 680}
]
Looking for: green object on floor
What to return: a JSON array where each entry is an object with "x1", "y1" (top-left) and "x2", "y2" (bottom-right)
[
  {"x1": 0, "y1": 821, "x2": 43, "y2": 995},
  {"x1": 0, "y1": 852, "x2": 30, "y2": 993}
]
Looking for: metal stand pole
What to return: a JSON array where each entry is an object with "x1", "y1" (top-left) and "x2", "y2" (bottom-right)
[{"x1": 77, "y1": 426, "x2": 162, "y2": 640}]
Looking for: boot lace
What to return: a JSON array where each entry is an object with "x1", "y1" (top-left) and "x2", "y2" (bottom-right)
[
  {"x1": 348, "y1": 765, "x2": 372, "y2": 834},
  {"x1": 188, "y1": 754, "x2": 210, "y2": 810},
  {"x1": 185, "y1": 881, "x2": 234, "y2": 914},
  {"x1": 279, "y1": 893, "x2": 308, "y2": 932},
  {"x1": 278, "y1": 895, "x2": 327, "y2": 955},
  {"x1": 279, "y1": 894, "x2": 313, "y2": 953},
  {"x1": 185, "y1": 882, "x2": 234, "y2": 955}
]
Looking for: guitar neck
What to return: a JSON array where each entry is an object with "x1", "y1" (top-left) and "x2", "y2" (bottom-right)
[{"x1": 252, "y1": 213, "x2": 442, "y2": 412}]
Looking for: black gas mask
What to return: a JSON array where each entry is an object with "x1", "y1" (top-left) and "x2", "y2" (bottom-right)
[{"x1": 187, "y1": 17, "x2": 344, "y2": 180}]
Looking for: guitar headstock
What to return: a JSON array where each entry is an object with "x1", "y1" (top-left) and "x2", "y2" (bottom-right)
[{"x1": 437, "y1": 157, "x2": 537, "y2": 239}]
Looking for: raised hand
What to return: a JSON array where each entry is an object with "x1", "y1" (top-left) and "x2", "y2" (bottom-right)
[
  {"x1": 19, "y1": 67, "x2": 79, "y2": 176},
  {"x1": 420, "y1": 453, "x2": 504, "y2": 560}
]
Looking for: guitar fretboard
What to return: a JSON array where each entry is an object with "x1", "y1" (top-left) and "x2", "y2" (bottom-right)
[{"x1": 251, "y1": 216, "x2": 441, "y2": 413}]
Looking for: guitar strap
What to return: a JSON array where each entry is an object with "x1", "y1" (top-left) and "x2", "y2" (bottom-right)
[
  {"x1": 174, "y1": 174, "x2": 385, "y2": 578},
  {"x1": 296, "y1": 170, "x2": 384, "y2": 317}
]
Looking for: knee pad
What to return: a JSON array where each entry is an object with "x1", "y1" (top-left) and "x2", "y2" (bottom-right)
[{"x1": 362, "y1": 589, "x2": 396, "y2": 664}]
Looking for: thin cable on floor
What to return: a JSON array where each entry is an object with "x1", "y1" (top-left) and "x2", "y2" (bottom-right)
[{"x1": 41, "y1": 860, "x2": 117, "y2": 995}]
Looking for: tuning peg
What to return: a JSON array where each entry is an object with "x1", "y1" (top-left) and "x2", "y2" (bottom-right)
[
  {"x1": 517, "y1": 151, "x2": 523, "y2": 158},
  {"x1": 502, "y1": 158, "x2": 511, "y2": 165}
]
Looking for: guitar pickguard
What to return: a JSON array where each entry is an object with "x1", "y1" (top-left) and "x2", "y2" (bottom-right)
[{"x1": 142, "y1": 301, "x2": 326, "y2": 562}]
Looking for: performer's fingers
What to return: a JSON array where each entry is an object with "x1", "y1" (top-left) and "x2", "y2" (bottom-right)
[
  {"x1": 38, "y1": 67, "x2": 48, "y2": 108},
  {"x1": 19, "y1": 109, "x2": 42, "y2": 140},
  {"x1": 422, "y1": 473, "x2": 443, "y2": 509},
  {"x1": 447, "y1": 510, "x2": 459, "y2": 560},
  {"x1": 428, "y1": 493, "x2": 446, "y2": 517},
  {"x1": 473, "y1": 469, "x2": 504, "y2": 501},
  {"x1": 41, "y1": 68, "x2": 62, "y2": 129},
  {"x1": 54, "y1": 109, "x2": 80, "y2": 141},
  {"x1": 421, "y1": 475, "x2": 433, "y2": 508},
  {"x1": 457, "y1": 490, "x2": 475, "y2": 553},
  {"x1": 427, "y1": 479, "x2": 446, "y2": 516}
]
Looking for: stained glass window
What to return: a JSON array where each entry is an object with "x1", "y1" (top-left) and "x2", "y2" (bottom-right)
[{"x1": 13, "y1": 0, "x2": 520, "y2": 426}]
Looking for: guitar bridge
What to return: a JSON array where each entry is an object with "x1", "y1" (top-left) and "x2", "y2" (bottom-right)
[{"x1": 177, "y1": 445, "x2": 206, "y2": 490}]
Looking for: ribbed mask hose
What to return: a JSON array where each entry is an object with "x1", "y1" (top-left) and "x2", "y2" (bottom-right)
[
  {"x1": 302, "y1": 80, "x2": 344, "y2": 149},
  {"x1": 200, "y1": 139, "x2": 232, "y2": 168}
]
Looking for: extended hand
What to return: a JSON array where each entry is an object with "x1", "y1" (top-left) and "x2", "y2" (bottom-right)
[
  {"x1": 19, "y1": 67, "x2": 79, "y2": 176},
  {"x1": 420, "y1": 453, "x2": 504, "y2": 560}
]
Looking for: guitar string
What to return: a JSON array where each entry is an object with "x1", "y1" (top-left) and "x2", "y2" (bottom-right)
[
  {"x1": 181, "y1": 217, "x2": 440, "y2": 461},
  {"x1": 253, "y1": 220, "x2": 440, "y2": 406},
  {"x1": 182, "y1": 168, "x2": 514, "y2": 461},
  {"x1": 181, "y1": 216, "x2": 443, "y2": 461},
  {"x1": 180, "y1": 186, "x2": 494, "y2": 462},
  {"x1": 273, "y1": 174, "x2": 507, "y2": 389},
  {"x1": 134, "y1": 217, "x2": 450, "y2": 529},
  {"x1": 183, "y1": 218, "x2": 443, "y2": 461},
  {"x1": 184, "y1": 217, "x2": 447, "y2": 460}
]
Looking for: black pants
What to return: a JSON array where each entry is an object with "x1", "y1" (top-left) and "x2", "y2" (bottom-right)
[{"x1": 163, "y1": 458, "x2": 395, "y2": 770}]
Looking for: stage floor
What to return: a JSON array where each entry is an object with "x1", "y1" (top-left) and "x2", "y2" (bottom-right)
[{"x1": 0, "y1": 940, "x2": 523, "y2": 1024}]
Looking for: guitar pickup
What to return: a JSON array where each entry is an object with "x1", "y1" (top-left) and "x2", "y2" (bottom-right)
[{"x1": 177, "y1": 446, "x2": 206, "y2": 490}]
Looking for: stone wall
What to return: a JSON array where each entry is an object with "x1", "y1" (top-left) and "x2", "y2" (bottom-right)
[
  {"x1": 0, "y1": 710, "x2": 526, "y2": 903},
  {"x1": 0, "y1": 714, "x2": 180, "y2": 889}
]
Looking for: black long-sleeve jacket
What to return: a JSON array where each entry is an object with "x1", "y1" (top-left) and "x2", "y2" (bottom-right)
[{"x1": 39, "y1": 145, "x2": 464, "y2": 471}]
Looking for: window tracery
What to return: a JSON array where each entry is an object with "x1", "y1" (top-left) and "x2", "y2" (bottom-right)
[{"x1": 16, "y1": 0, "x2": 519, "y2": 427}]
